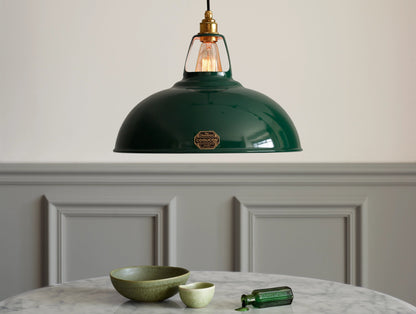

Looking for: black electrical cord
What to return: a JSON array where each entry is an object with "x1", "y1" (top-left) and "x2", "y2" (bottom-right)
[{"x1": 207, "y1": 0, "x2": 210, "y2": 11}]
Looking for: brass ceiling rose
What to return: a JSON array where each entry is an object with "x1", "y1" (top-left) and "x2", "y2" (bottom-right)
[{"x1": 194, "y1": 130, "x2": 220, "y2": 150}]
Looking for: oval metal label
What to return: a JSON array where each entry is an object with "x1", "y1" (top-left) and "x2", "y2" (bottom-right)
[{"x1": 194, "y1": 130, "x2": 220, "y2": 150}]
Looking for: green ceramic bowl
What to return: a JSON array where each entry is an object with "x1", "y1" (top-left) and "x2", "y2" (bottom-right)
[
  {"x1": 110, "y1": 266, "x2": 190, "y2": 302},
  {"x1": 179, "y1": 282, "x2": 215, "y2": 308}
]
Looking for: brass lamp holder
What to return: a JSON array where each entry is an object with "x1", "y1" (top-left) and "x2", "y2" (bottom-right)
[
  {"x1": 199, "y1": 10, "x2": 218, "y2": 34},
  {"x1": 199, "y1": 0, "x2": 218, "y2": 42}
]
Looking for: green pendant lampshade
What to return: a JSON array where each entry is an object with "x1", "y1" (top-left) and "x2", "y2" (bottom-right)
[{"x1": 114, "y1": 8, "x2": 301, "y2": 154}]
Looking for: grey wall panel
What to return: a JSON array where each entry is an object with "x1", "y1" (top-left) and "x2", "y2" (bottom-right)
[
  {"x1": 0, "y1": 163, "x2": 415, "y2": 305},
  {"x1": 45, "y1": 196, "x2": 177, "y2": 284},
  {"x1": 234, "y1": 196, "x2": 368, "y2": 285}
]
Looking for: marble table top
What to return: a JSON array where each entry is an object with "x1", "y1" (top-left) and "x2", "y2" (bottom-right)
[{"x1": 1, "y1": 271, "x2": 415, "y2": 313}]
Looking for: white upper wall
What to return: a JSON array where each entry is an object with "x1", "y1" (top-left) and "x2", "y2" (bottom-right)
[{"x1": 1, "y1": 0, "x2": 415, "y2": 163}]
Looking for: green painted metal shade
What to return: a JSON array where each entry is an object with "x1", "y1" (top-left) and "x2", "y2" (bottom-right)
[{"x1": 114, "y1": 34, "x2": 301, "y2": 153}]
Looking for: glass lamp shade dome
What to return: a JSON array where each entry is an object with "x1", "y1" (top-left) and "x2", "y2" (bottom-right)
[{"x1": 114, "y1": 34, "x2": 302, "y2": 153}]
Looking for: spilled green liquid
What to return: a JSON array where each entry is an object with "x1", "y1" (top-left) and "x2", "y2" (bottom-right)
[{"x1": 235, "y1": 306, "x2": 249, "y2": 311}]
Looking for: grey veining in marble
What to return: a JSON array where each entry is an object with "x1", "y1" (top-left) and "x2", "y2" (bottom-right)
[{"x1": 0, "y1": 271, "x2": 415, "y2": 313}]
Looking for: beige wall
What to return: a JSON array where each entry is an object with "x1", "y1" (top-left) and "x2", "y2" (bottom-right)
[{"x1": 1, "y1": 0, "x2": 415, "y2": 163}]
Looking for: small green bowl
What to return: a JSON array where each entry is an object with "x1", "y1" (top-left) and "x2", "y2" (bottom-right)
[
  {"x1": 110, "y1": 265, "x2": 190, "y2": 302},
  {"x1": 179, "y1": 282, "x2": 215, "y2": 308}
]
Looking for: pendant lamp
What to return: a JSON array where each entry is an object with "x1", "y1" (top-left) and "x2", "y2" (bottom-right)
[{"x1": 114, "y1": 0, "x2": 302, "y2": 153}]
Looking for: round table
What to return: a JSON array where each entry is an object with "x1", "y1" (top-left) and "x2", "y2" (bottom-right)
[{"x1": 1, "y1": 271, "x2": 415, "y2": 313}]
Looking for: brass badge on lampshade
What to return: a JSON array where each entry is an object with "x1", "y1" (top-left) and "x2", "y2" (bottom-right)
[{"x1": 194, "y1": 131, "x2": 220, "y2": 150}]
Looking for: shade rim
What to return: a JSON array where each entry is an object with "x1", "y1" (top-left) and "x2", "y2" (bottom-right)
[{"x1": 113, "y1": 148, "x2": 303, "y2": 154}]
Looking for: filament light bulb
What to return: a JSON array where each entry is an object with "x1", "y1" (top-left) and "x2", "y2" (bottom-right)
[
  {"x1": 195, "y1": 41, "x2": 222, "y2": 72},
  {"x1": 194, "y1": 9, "x2": 222, "y2": 72}
]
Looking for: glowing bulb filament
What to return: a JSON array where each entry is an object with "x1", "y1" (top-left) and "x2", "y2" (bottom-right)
[{"x1": 195, "y1": 42, "x2": 222, "y2": 72}]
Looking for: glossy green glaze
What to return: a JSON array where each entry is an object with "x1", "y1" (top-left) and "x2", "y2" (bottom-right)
[{"x1": 114, "y1": 34, "x2": 301, "y2": 153}]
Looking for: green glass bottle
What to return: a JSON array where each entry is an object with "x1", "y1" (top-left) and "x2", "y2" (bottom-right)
[{"x1": 241, "y1": 286, "x2": 293, "y2": 309}]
